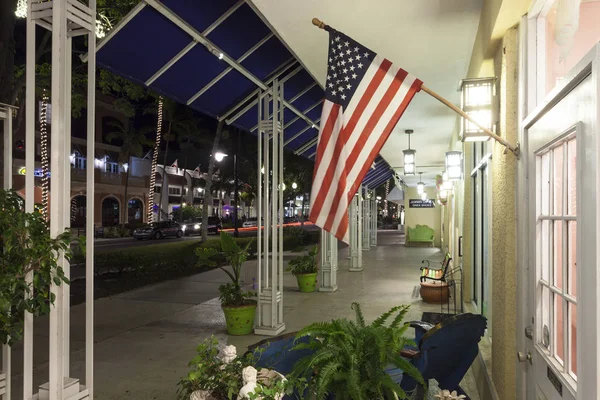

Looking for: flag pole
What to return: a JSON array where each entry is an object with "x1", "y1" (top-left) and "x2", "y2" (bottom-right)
[{"x1": 311, "y1": 18, "x2": 520, "y2": 158}]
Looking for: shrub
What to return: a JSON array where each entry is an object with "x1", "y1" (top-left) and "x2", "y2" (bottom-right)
[
  {"x1": 0, "y1": 190, "x2": 71, "y2": 345},
  {"x1": 94, "y1": 241, "x2": 203, "y2": 276},
  {"x1": 102, "y1": 226, "x2": 119, "y2": 238},
  {"x1": 287, "y1": 246, "x2": 318, "y2": 275}
]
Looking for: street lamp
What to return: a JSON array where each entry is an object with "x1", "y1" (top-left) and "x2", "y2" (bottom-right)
[
  {"x1": 215, "y1": 152, "x2": 227, "y2": 162},
  {"x1": 292, "y1": 182, "x2": 298, "y2": 190}
]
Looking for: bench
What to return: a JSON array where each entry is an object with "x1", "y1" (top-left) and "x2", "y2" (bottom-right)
[
  {"x1": 420, "y1": 252, "x2": 452, "y2": 282},
  {"x1": 406, "y1": 224, "x2": 434, "y2": 247}
]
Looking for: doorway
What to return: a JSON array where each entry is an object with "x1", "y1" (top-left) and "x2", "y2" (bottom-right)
[{"x1": 521, "y1": 46, "x2": 600, "y2": 400}]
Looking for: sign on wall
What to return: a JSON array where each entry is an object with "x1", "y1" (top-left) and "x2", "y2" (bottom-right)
[{"x1": 409, "y1": 199, "x2": 435, "y2": 208}]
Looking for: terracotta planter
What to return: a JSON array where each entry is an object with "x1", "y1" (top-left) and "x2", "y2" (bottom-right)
[
  {"x1": 295, "y1": 273, "x2": 317, "y2": 293},
  {"x1": 222, "y1": 302, "x2": 257, "y2": 335},
  {"x1": 420, "y1": 282, "x2": 449, "y2": 304}
]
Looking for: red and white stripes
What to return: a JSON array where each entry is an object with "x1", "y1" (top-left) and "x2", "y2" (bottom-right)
[{"x1": 309, "y1": 56, "x2": 422, "y2": 243}]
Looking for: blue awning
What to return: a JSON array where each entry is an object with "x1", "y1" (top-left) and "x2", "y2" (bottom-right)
[{"x1": 91, "y1": 0, "x2": 392, "y2": 184}]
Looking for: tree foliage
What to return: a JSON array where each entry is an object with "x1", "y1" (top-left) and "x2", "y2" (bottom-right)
[{"x1": 0, "y1": 190, "x2": 72, "y2": 345}]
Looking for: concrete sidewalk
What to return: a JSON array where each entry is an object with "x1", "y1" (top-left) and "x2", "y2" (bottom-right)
[{"x1": 8, "y1": 231, "x2": 478, "y2": 400}]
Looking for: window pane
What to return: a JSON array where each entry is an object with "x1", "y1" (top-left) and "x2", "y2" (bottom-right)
[
  {"x1": 553, "y1": 146, "x2": 563, "y2": 215},
  {"x1": 554, "y1": 293, "x2": 564, "y2": 365},
  {"x1": 568, "y1": 221, "x2": 577, "y2": 296},
  {"x1": 553, "y1": 221, "x2": 563, "y2": 289},
  {"x1": 568, "y1": 139, "x2": 577, "y2": 215},
  {"x1": 541, "y1": 153, "x2": 551, "y2": 215},
  {"x1": 545, "y1": 1, "x2": 600, "y2": 97},
  {"x1": 541, "y1": 220, "x2": 550, "y2": 282},
  {"x1": 541, "y1": 285, "x2": 551, "y2": 349},
  {"x1": 569, "y1": 302, "x2": 577, "y2": 378}
]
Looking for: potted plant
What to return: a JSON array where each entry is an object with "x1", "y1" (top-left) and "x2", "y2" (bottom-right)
[
  {"x1": 196, "y1": 232, "x2": 256, "y2": 335},
  {"x1": 0, "y1": 190, "x2": 71, "y2": 346},
  {"x1": 290, "y1": 302, "x2": 425, "y2": 399},
  {"x1": 177, "y1": 336, "x2": 257, "y2": 400},
  {"x1": 287, "y1": 246, "x2": 318, "y2": 293}
]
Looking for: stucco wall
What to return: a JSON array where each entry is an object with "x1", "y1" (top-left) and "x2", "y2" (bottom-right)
[
  {"x1": 490, "y1": 27, "x2": 518, "y2": 400},
  {"x1": 404, "y1": 186, "x2": 442, "y2": 248}
]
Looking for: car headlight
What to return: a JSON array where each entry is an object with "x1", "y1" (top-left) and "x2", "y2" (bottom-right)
[
  {"x1": 194, "y1": 224, "x2": 200, "y2": 230},
  {"x1": 181, "y1": 225, "x2": 186, "y2": 231}
]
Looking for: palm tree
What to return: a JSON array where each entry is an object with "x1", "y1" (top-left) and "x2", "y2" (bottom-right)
[
  {"x1": 146, "y1": 98, "x2": 177, "y2": 221},
  {"x1": 147, "y1": 97, "x2": 163, "y2": 222},
  {"x1": 105, "y1": 118, "x2": 153, "y2": 225},
  {"x1": 175, "y1": 114, "x2": 211, "y2": 213}
]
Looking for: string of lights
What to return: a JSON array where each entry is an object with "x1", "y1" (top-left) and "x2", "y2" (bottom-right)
[
  {"x1": 148, "y1": 97, "x2": 163, "y2": 222},
  {"x1": 40, "y1": 89, "x2": 49, "y2": 221},
  {"x1": 384, "y1": 179, "x2": 389, "y2": 217}
]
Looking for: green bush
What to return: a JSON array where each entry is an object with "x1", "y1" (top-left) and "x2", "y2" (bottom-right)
[
  {"x1": 303, "y1": 230, "x2": 320, "y2": 245},
  {"x1": 102, "y1": 226, "x2": 119, "y2": 238},
  {"x1": 95, "y1": 241, "x2": 203, "y2": 276}
]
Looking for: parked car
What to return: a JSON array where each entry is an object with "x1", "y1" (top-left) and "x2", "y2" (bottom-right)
[
  {"x1": 183, "y1": 216, "x2": 222, "y2": 236},
  {"x1": 242, "y1": 218, "x2": 258, "y2": 228},
  {"x1": 133, "y1": 221, "x2": 184, "y2": 240}
]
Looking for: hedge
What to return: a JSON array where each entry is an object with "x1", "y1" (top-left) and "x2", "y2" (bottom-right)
[{"x1": 91, "y1": 233, "x2": 320, "y2": 278}]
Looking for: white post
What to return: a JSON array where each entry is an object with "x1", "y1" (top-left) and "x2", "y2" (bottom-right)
[
  {"x1": 23, "y1": 1, "x2": 37, "y2": 397},
  {"x1": 255, "y1": 81, "x2": 285, "y2": 336},
  {"x1": 29, "y1": 0, "x2": 95, "y2": 398},
  {"x1": 349, "y1": 194, "x2": 363, "y2": 272},
  {"x1": 362, "y1": 188, "x2": 370, "y2": 251},
  {"x1": 371, "y1": 197, "x2": 377, "y2": 247},
  {"x1": 1, "y1": 103, "x2": 15, "y2": 400},
  {"x1": 357, "y1": 186, "x2": 363, "y2": 269},
  {"x1": 319, "y1": 231, "x2": 338, "y2": 292},
  {"x1": 86, "y1": 2, "x2": 97, "y2": 395}
]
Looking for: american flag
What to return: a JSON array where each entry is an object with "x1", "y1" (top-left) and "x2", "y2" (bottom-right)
[{"x1": 309, "y1": 27, "x2": 422, "y2": 244}]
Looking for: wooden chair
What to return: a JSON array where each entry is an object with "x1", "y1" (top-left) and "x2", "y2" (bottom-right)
[{"x1": 420, "y1": 252, "x2": 452, "y2": 283}]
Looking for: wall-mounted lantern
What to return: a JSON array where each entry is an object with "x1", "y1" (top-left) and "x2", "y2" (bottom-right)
[
  {"x1": 445, "y1": 151, "x2": 463, "y2": 181},
  {"x1": 459, "y1": 77, "x2": 496, "y2": 142}
]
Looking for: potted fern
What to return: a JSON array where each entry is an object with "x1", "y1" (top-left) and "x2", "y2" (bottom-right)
[
  {"x1": 291, "y1": 302, "x2": 425, "y2": 399},
  {"x1": 196, "y1": 232, "x2": 256, "y2": 335},
  {"x1": 0, "y1": 190, "x2": 71, "y2": 346},
  {"x1": 287, "y1": 246, "x2": 318, "y2": 293}
]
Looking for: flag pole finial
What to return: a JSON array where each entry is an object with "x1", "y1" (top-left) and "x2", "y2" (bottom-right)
[{"x1": 312, "y1": 18, "x2": 326, "y2": 29}]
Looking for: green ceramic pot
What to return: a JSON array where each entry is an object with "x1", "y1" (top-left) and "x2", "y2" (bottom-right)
[
  {"x1": 222, "y1": 302, "x2": 257, "y2": 335},
  {"x1": 296, "y1": 273, "x2": 318, "y2": 293}
]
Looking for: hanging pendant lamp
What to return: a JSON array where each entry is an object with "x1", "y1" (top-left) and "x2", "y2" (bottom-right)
[
  {"x1": 403, "y1": 129, "x2": 416, "y2": 175},
  {"x1": 417, "y1": 172, "x2": 425, "y2": 195}
]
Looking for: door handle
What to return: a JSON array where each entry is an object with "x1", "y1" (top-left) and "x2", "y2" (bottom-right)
[{"x1": 517, "y1": 351, "x2": 532, "y2": 364}]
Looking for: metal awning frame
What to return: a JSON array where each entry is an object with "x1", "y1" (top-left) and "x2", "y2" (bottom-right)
[{"x1": 87, "y1": 0, "x2": 321, "y2": 132}]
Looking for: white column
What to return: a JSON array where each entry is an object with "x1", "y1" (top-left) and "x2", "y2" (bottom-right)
[
  {"x1": 1, "y1": 104, "x2": 14, "y2": 400},
  {"x1": 362, "y1": 188, "x2": 370, "y2": 251},
  {"x1": 255, "y1": 81, "x2": 285, "y2": 336},
  {"x1": 357, "y1": 186, "x2": 363, "y2": 269},
  {"x1": 319, "y1": 230, "x2": 338, "y2": 292},
  {"x1": 371, "y1": 197, "x2": 377, "y2": 247},
  {"x1": 29, "y1": 0, "x2": 95, "y2": 398},
  {"x1": 23, "y1": 1, "x2": 37, "y2": 396},
  {"x1": 349, "y1": 194, "x2": 363, "y2": 272},
  {"x1": 85, "y1": 2, "x2": 96, "y2": 395}
]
